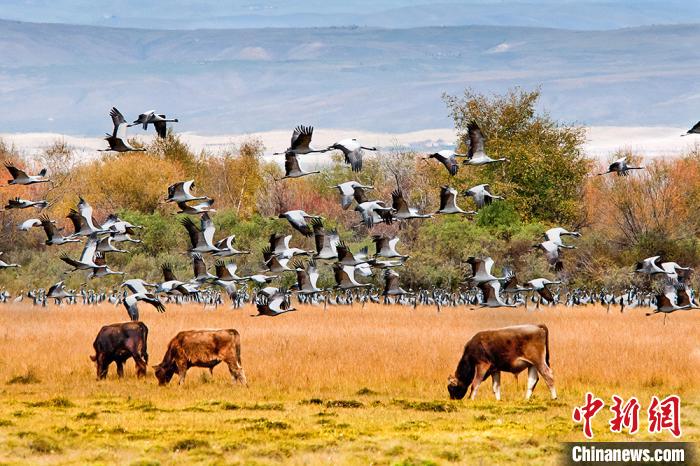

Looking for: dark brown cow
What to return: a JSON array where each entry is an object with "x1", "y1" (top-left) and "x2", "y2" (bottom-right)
[
  {"x1": 153, "y1": 329, "x2": 247, "y2": 386},
  {"x1": 90, "y1": 321, "x2": 148, "y2": 379},
  {"x1": 447, "y1": 324, "x2": 556, "y2": 401}
]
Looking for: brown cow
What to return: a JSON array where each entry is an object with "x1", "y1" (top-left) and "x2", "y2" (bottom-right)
[
  {"x1": 153, "y1": 329, "x2": 247, "y2": 386},
  {"x1": 90, "y1": 321, "x2": 148, "y2": 379},
  {"x1": 447, "y1": 324, "x2": 556, "y2": 401}
]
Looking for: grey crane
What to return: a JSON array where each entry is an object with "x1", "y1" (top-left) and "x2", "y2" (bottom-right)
[
  {"x1": 122, "y1": 292, "x2": 165, "y2": 321},
  {"x1": 463, "y1": 121, "x2": 508, "y2": 165},
  {"x1": 274, "y1": 125, "x2": 327, "y2": 155},
  {"x1": 534, "y1": 241, "x2": 563, "y2": 271},
  {"x1": 59, "y1": 234, "x2": 100, "y2": 272},
  {"x1": 191, "y1": 253, "x2": 217, "y2": 284},
  {"x1": 47, "y1": 281, "x2": 75, "y2": 303},
  {"x1": 391, "y1": 188, "x2": 432, "y2": 220},
  {"x1": 4, "y1": 163, "x2": 49, "y2": 185},
  {"x1": 372, "y1": 235, "x2": 408, "y2": 259},
  {"x1": 129, "y1": 110, "x2": 179, "y2": 138},
  {"x1": 176, "y1": 199, "x2": 216, "y2": 215},
  {"x1": 326, "y1": 138, "x2": 377, "y2": 172},
  {"x1": 3, "y1": 198, "x2": 48, "y2": 210},
  {"x1": 291, "y1": 259, "x2": 323, "y2": 295},
  {"x1": 87, "y1": 252, "x2": 126, "y2": 279},
  {"x1": 213, "y1": 235, "x2": 250, "y2": 257},
  {"x1": 435, "y1": 186, "x2": 475, "y2": 215},
  {"x1": 311, "y1": 218, "x2": 340, "y2": 260},
  {"x1": 465, "y1": 257, "x2": 502, "y2": 286},
  {"x1": 0, "y1": 252, "x2": 20, "y2": 269},
  {"x1": 253, "y1": 289, "x2": 296, "y2": 316},
  {"x1": 18, "y1": 218, "x2": 43, "y2": 231},
  {"x1": 597, "y1": 156, "x2": 644, "y2": 176},
  {"x1": 463, "y1": 184, "x2": 503, "y2": 209},
  {"x1": 424, "y1": 150, "x2": 460, "y2": 176},
  {"x1": 382, "y1": 269, "x2": 410, "y2": 297},
  {"x1": 100, "y1": 107, "x2": 146, "y2": 152},
  {"x1": 337, "y1": 241, "x2": 374, "y2": 267},
  {"x1": 277, "y1": 210, "x2": 320, "y2": 237},
  {"x1": 635, "y1": 256, "x2": 671, "y2": 275},
  {"x1": 478, "y1": 280, "x2": 516, "y2": 308},
  {"x1": 333, "y1": 263, "x2": 371, "y2": 290},
  {"x1": 544, "y1": 227, "x2": 580, "y2": 248},
  {"x1": 646, "y1": 285, "x2": 691, "y2": 324},
  {"x1": 354, "y1": 201, "x2": 394, "y2": 228},
  {"x1": 331, "y1": 181, "x2": 373, "y2": 210},
  {"x1": 181, "y1": 212, "x2": 220, "y2": 254},
  {"x1": 268, "y1": 233, "x2": 311, "y2": 259},
  {"x1": 281, "y1": 153, "x2": 320, "y2": 179},
  {"x1": 166, "y1": 180, "x2": 208, "y2": 203},
  {"x1": 40, "y1": 215, "x2": 80, "y2": 245}
]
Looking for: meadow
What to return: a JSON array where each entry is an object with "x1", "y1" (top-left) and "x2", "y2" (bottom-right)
[{"x1": 0, "y1": 303, "x2": 696, "y2": 465}]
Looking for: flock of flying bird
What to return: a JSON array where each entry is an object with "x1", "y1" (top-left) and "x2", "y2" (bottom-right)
[{"x1": 2, "y1": 108, "x2": 700, "y2": 322}]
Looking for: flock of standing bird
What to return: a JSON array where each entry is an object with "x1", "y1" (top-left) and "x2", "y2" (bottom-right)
[{"x1": 2, "y1": 107, "x2": 700, "y2": 323}]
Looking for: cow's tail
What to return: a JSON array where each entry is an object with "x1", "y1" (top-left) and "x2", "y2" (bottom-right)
[
  {"x1": 231, "y1": 329, "x2": 242, "y2": 364},
  {"x1": 140, "y1": 322, "x2": 149, "y2": 362},
  {"x1": 539, "y1": 324, "x2": 550, "y2": 367}
]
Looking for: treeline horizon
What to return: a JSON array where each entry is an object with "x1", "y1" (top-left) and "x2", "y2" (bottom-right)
[{"x1": 1, "y1": 88, "x2": 699, "y2": 294}]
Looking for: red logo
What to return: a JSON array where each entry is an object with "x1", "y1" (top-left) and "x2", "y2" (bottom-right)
[
  {"x1": 573, "y1": 393, "x2": 682, "y2": 439},
  {"x1": 648, "y1": 395, "x2": 681, "y2": 438}
]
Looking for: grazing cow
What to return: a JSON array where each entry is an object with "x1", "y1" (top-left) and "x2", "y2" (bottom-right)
[
  {"x1": 153, "y1": 329, "x2": 247, "y2": 386},
  {"x1": 90, "y1": 321, "x2": 148, "y2": 379},
  {"x1": 447, "y1": 324, "x2": 556, "y2": 401}
]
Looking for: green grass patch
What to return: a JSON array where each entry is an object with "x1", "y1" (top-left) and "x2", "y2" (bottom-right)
[
  {"x1": 393, "y1": 399, "x2": 457, "y2": 412},
  {"x1": 27, "y1": 397, "x2": 75, "y2": 408},
  {"x1": 28, "y1": 436, "x2": 62, "y2": 454},
  {"x1": 243, "y1": 418, "x2": 291, "y2": 431},
  {"x1": 324, "y1": 399, "x2": 363, "y2": 408},
  {"x1": 244, "y1": 402, "x2": 285, "y2": 411},
  {"x1": 171, "y1": 438, "x2": 210, "y2": 452},
  {"x1": 130, "y1": 461, "x2": 161, "y2": 466},
  {"x1": 299, "y1": 398, "x2": 323, "y2": 405},
  {"x1": 7, "y1": 369, "x2": 40, "y2": 385},
  {"x1": 356, "y1": 387, "x2": 379, "y2": 396}
]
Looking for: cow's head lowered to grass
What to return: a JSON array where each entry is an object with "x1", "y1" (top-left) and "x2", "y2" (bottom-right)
[
  {"x1": 152, "y1": 363, "x2": 175, "y2": 386},
  {"x1": 447, "y1": 357, "x2": 475, "y2": 400}
]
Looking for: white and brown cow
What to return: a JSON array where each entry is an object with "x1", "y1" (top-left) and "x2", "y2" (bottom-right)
[{"x1": 447, "y1": 324, "x2": 556, "y2": 401}]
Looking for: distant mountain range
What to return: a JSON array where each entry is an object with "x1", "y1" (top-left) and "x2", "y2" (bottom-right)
[
  {"x1": 1, "y1": 19, "x2": 699, "y2": 135},
  {"x1": 3, "y1": 1, "x2": 700, "y2": 30}
]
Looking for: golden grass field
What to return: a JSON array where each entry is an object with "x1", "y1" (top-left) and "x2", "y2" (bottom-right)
[{"x1": 0, "y1": 303, "x2": 697, "y2": 465}]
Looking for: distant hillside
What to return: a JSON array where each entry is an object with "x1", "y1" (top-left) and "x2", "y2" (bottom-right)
[
  {"x1": 1, "y1": 20, "x2": 699, "y2": 134},
  {"x1": 2, "y1": 1, "x2": 700, "y2": 30}
]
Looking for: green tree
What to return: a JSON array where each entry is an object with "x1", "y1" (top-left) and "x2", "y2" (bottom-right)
[{"x1": 443, "y1": 87, "x2": 590, "y2": 224}]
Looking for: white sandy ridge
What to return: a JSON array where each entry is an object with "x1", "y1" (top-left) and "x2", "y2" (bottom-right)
[{"x1": 1, "y1": 126, "x2": 697, "y2": 165}]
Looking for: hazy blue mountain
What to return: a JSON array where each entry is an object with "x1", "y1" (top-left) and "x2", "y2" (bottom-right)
[
  {"x1": 1, "y1": 20, "x2": 699, "y2": 134},
  {"x1": 2, "y1": 1, "x2": 700, "y2": 30}
]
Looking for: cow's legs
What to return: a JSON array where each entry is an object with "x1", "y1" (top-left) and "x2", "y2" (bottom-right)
[
  {"x1": 491, "y1": 371, "x2": 501, "y2": 401},
  {"x1": 469, "y1": 363, "x2": 490, "y2": 400},
  {"x1": 116, "y1": 360, "x2": 124, "y2": 378},
  {"x1": 177, "y1": 362, "x2": 188, "y2": 385},
  {"x1": 227, "y1": 359, "x2": 248, "y2": 386},
  {"x1": 536, "y1": 363, "x2": 557, "y2": 399},
  {"x1": 525, "y1": 365, "x2": 539, "y2": 399},
  {"x1": 131, "y1": 353, "x2": 147, "y2": 378}
]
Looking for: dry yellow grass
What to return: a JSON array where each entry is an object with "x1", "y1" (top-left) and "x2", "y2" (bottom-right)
[{"x1": 0, "y1": 303, "x2": 697, "y2": 465}]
